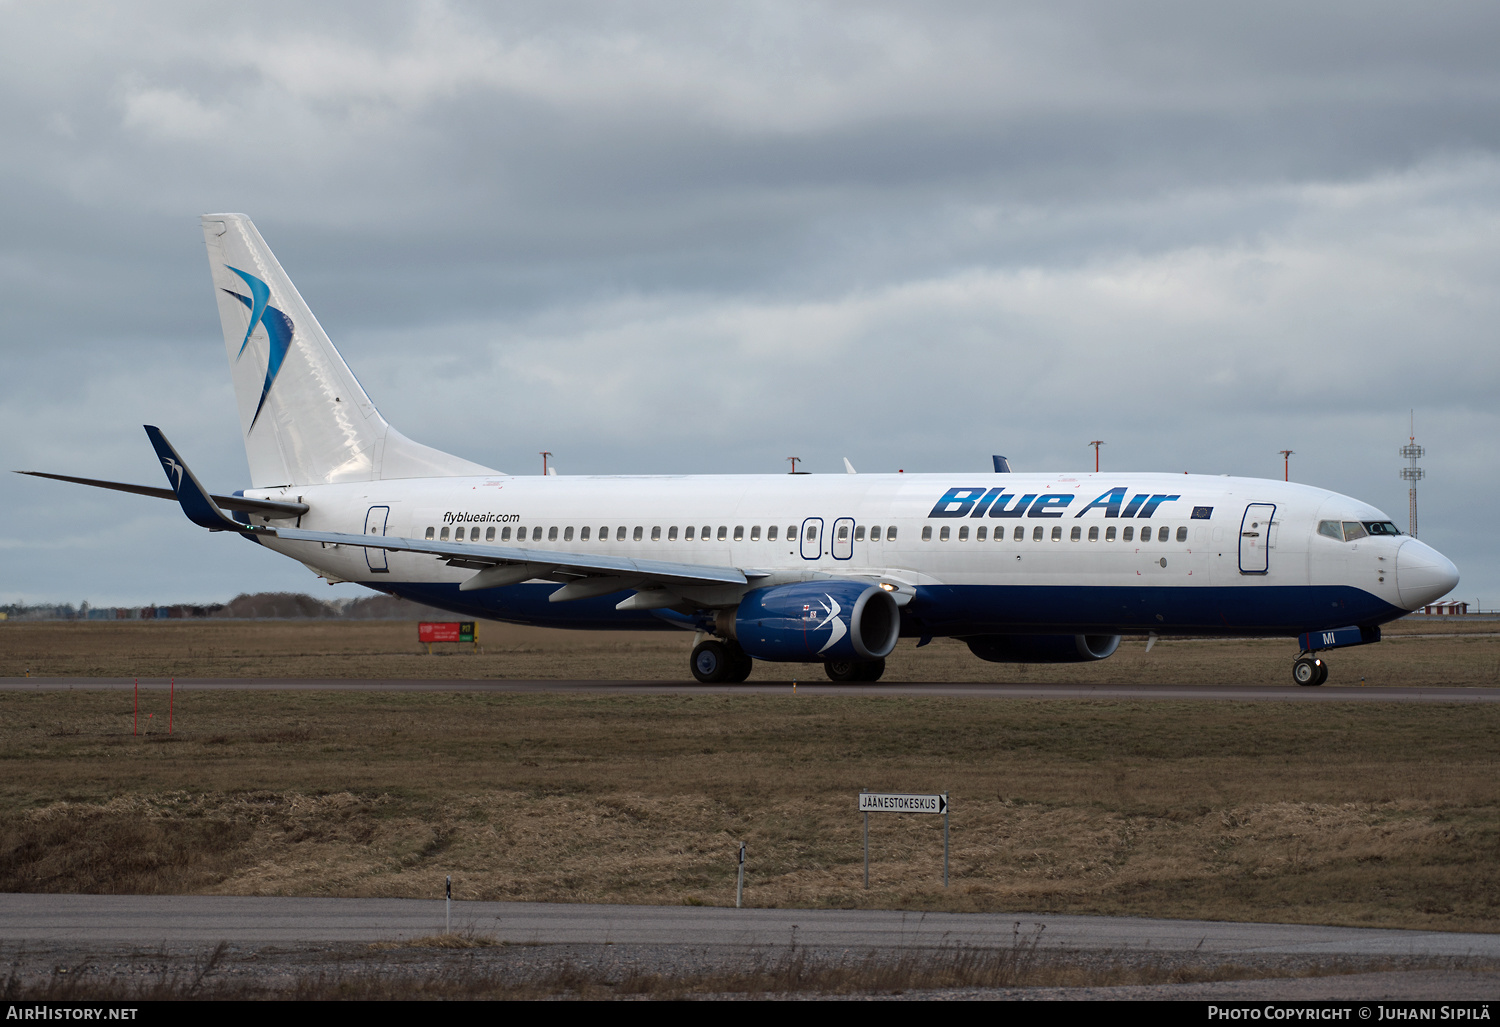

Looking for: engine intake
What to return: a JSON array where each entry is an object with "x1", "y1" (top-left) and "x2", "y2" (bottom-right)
[
  {"x1": 963, "y1": 634, "x2": 1121, "y2": 664},
  {"x1": 730, "y1": 581, "x2": 900, "y2": 663}
]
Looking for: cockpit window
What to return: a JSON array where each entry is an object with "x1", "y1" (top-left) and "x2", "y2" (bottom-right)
[{"x1": 1322, "y1": 519, "x2": 1402, "y2": 542}]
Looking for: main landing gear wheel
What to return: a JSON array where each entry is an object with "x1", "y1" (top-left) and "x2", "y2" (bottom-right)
[
  {"x1": 691, "y1": 640, "x2": 754, "y2": 684},
  {"x1": 824, "y1": 658, "x2": 886, "y2": 683},
  {"x1": 1292, "y1": 657, "x2": 1327, "y2": 687}
]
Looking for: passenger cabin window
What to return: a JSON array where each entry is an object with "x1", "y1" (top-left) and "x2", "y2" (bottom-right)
[
  {"x1": 563, "y1": 526, "x2": 573, "y2": 541},
  {"x1": 1070, "y1": 526, "x2": 1081, "y2": 541},
  {"x1": 939, "y1": 526, "x2": 950, "y2": 541},
  {"x1": 922, "y1": 526, "x2": 933, "y2": 541},
  {"x1": 957, "y1": 525, "x2": 968, "y2": 541},
  {"x1": 1032, "y1": 526, "x2": 1043, "y2": 541},
  {"x1": 685, "y1": 526, "x2": 695, "y2": 540},
  {"x1": 501, "y1": 526, "x2": 512, "y2": 541},
  {"x1": 768, "y1": 526, "x2": 778, "y2": 541},
  {"x1": 787, "y1": 526, "x2": 797, "y2": 541},
  {"x1": 633, "y1": 526, "x2": 644, "y2": 541},
  {"x1": 425, "y1": 527, "x2": 435, "y2": 540},
  {"x1": 548, "y1": 526, "x2": 558, "y2": 541},
  {"x1": 440, "y1": 526, "x2": 451, "y2": 540},
  {"x1": 533, "y1": 527, "x2": 543, "y2": 541},
  {"x1": 668, "y1": 526, "x2": 678, "y2": 541},
  {"x1": 887, "y1": 527, "x2": 897, "y2": 541},
  {"x1": 1139, "y1": 526, "x2": 1150, "y2": 543},
  {"x1": 734, "y1": 526, "x2": 744, "y2": 541},
  {"x1": 651, "y1": 526, "x2": 661, "y2": 541},
  {"x1": 1106, "y1": 526, "x2": 1116, "y2": 541},
  {"x1": 702, "y1": 525, "x2": 711, "y2": 540},
  {"x1": 976, "y1": 526, "x2": 986, "y2": 541},
  {"x1": 469, "y1": 527, "x2": 478, "y2": 541},
  {"x1": 838, "y1": 525, "x2": 849, "y2": 541},
  {"x1": 486, "y1": 527, "x2": 496, "y2": 541},
  {"x1": 1158, "y1": 526, "x2": 1169, "y2": 542},
  {"x1": 805, "y1": 526, "x2": 817, "y2": 541},
  {"x1": 580, "y1": 527, "x2": 590, "y2": 541},
  {"x1": 1087, "y1": 526, "x2": 1098, "y2": 541},
  {"x1": 717, "y1": 526, "x2": 728, "y2": 541},
  {"x1": 1013, "y1": 526, "x2": 1024, "y2": 541},
  {"x1": 1176, "y1": 526, "x2": 1188, "y2": 542},
  {"x1": 750, "y1": 526, "x2": 760, "y2": 541},
  {"x1": 869, "y1": 526, "x2": 881, "y2": 541},
  {"x1": 617, "y1": 526, "x2": 627, "y2": 541},
  {"x1": 1051, "y1": 526, "x2": 1062, "y2": 541},
  {"x1": 854, "y1": 526, "x2": 865, "y2": 541},
  {"x1": 1123, "y1": 526, "x2": 1134, "y2": 542},
  {"x1": 598, "y1": 526, "x2": 607, "y2": 541}
]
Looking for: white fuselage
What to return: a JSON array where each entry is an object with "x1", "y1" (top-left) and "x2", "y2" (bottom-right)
[{"x1": 238, "y1": 470, "x2": 1452, "y2": 637}]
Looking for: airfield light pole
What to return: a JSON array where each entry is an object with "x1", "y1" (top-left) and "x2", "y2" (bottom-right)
[
  {"x1": 539, "y1": 451, "x2": 552, "y2": 475},
  {"x1": 1088, "y1": 441, "x2": 1104, "y2": 472},
  {"x1": 787, "y1": 456, "x2": 801, "y2": 474},
  {"x1": 1280, "y1": 450, "x2": 1294, "y2": 482},
  {"x1": 1400, "y1": 412, "x2": 1424, "y2": 538}
]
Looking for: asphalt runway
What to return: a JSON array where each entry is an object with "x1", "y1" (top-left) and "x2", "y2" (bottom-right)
[
  {"x1": 4, "y1": 894, "x2": 1499, "y2": 957},
  {"x1": 3, "y1": 677, "x2": 1499, "y2": 702}
]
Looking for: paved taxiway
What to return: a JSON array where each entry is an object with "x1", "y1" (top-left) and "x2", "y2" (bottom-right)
[
  {"x1": 3, "y1": 677, "x2": 1498, "y2": 702},
  {"x1": 4, "y1": 895, "x2": 1498, "y2": 957}
]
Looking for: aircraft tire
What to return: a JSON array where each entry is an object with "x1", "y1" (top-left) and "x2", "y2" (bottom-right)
[
  {"x1": 691, "y1": 641, "x2": 735, "y2": 684},
  {"x1": 1292, "y1": 657, "x2": 1324, "y2": 686},
  {"x1": 825, "y1": 658, "x2": 884, "y2": 682},
  {"x1": 824, "y1": 658, "x2": 862, "y2": 682},
  {"x1": 725, "y1": 642, "x2": 754, "y2": 683}
]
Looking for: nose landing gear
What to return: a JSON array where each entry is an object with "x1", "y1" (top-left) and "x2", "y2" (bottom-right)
[{"x1": 1292, "y1": 656, "x2": 1328, "y2": 687}]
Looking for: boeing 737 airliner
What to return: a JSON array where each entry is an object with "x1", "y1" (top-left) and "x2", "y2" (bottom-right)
[{"x1": 23, "y1": 215, "x2": 1460, "y2": 685}]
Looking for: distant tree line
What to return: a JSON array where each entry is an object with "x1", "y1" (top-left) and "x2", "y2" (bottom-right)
[{"x1": 1, "y1": 593, "x2": 454, "y2": 621}]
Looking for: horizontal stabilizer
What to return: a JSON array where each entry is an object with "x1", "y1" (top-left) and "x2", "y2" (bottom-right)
[{"x1": 15, "y1": 470, "x2": 307, "y2": 518}]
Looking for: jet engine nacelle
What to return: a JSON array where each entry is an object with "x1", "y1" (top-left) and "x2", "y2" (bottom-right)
[
  {"x1": 728, "y1": 581, "x2": 901, "y2": 663},
  {"x1": 963, "y1": 633, "x2": 1121, "y2": 664}
]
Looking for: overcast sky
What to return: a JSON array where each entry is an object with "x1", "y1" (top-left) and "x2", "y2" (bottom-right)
[{"x1": 2, "y1": 1, "x2": 1495, "y2": 608}]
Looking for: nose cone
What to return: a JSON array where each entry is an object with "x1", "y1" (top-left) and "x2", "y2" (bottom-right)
[{"x1": 1396, "y1": 539, "x2": 1461, "y2": 610}]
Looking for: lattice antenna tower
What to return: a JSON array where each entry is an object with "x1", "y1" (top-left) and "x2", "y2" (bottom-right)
[{"x1": 1399, "y1": 411, "x2": 1424, "y2": 538}]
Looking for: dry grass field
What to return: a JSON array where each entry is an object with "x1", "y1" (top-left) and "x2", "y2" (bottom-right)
[
  {"x1": 1, "y1": 615, "x2": 1498, "y2": 934},
  {"x1": 2, "y1": 615, "x2": 1498, "y2": 685}
]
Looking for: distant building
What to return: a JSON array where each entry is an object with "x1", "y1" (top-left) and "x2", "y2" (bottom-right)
[{"x1": 1422, "y1": 601, "x2": 1469, "y2": 615}]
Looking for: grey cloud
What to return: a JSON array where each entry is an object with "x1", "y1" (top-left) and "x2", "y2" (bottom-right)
[{"x1": 3, "y1": 1, "x2": 1497, "y2": 605}]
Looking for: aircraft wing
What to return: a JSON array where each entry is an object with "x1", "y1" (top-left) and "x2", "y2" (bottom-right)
[
  {"x1": 138, "y1": 425, "x2": 758, "y2": 598},
  {"x1": 15, "y1": 470, "x2": 308, "y2": 519},
  {"x1": 271, "y1": 525, "x2": 757, "y2": 590}
]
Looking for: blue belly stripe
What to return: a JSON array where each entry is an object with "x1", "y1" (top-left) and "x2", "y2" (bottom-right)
[{"x1": 363, "y1": 580, "x2": 1406, "y2": 638}]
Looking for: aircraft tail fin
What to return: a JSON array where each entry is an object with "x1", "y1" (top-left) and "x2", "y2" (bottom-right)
[{"x1": 200, "y1": 214, "x2": 498, "y2": 487}]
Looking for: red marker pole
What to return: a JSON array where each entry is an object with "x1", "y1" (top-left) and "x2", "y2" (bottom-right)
[
  {"x1": 169, "y1": 677, "x2": 174, "y2": 734},
  {"x1": 134, "y1": 678, "x2": 138, "y2": 736}
]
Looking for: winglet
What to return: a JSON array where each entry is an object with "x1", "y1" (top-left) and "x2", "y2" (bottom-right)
[
  {"x1": 993, "y1": 455, "x2": 1012, "y2": 473},
  {"x1": 143, "y1": 425, "x2": 248, "y2": 531}
]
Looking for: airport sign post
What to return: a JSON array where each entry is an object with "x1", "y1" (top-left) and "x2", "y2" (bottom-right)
[
  {"x1": 859, "y1": 791, "x2": 950, "y2": 888},
  {"x1": 736, "y1": 841, "x2": 746, "y2": 909}
]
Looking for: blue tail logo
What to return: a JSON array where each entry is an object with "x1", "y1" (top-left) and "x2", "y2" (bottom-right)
[{"x1": 223, "y1": 266, "x2": 294, "y2": 429}]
